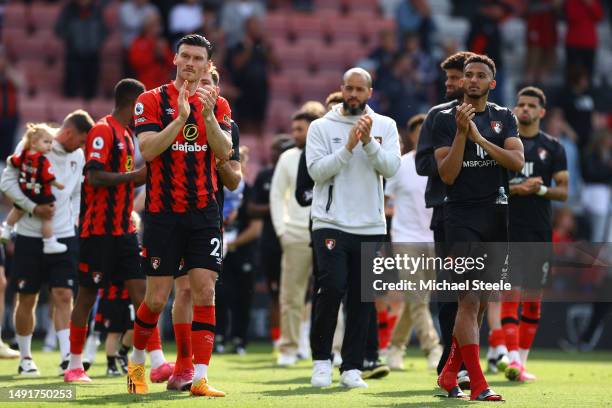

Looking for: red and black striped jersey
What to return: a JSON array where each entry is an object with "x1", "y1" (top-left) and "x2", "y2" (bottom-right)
[
  {"x1": 134, "y1": 82, "x2": 232, "y2": 214},
  {"x1": 9, "y1": 150, "x2": 55, "y2": 201},
  {"x1": 80, "y1": 115, "x2": 136, "y2": 238}
]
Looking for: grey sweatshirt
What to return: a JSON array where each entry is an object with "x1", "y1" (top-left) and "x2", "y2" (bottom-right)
[{"x1": 306, "y1": 104, "x2": 401, "y2": 235}]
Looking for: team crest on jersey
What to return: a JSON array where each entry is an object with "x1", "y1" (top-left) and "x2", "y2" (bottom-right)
[
  {"x1": 374, "y1": 136, "x2": 383, "y2": 144},
  {"x1": 17, "y1": 279, "x2": 26, "y2": 290},
  {"x1": 71, "y1": 161, "x2": 77, "y2": 172},
  {"x1": 183, "y1": 124, "x2": 199, "y2": 142},
  {"x1": 151, "y1": 257, "x2": 161, "y2": 270},
  {"x1": 223, "y1": 114, "x2": 231, "y2": 125},
  {"x1": 537, "y1": 147, "x2": 548, "y2": 161},
  {"x1": 92, "y1": 272, "x2": 103, "y2": 284},
  {"x1": 325, "y1": 239, "x2": 336, "y2": 250},
  {"x1": 135, "y1": 102, "x2": 144, "y2": 116},
  {"x1": 490, "y1": 121, "x2": 503, "y2": 134}
]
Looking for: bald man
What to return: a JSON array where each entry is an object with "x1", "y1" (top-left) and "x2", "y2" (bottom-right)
[{"x1": 306, "y1": 67, "x2": 401, "y2": 388}]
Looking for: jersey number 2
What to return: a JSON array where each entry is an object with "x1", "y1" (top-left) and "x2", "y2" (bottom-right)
[{"x1": 210, "y1": 238, "x2": 221, "y2": 257}]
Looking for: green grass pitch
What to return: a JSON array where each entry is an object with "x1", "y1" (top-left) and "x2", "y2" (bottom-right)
[{"x1": 1, "y1": 343, "x2": 611, "y2": 407}]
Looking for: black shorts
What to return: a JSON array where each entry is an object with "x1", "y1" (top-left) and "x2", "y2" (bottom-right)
[
  {"x1": 79, "y1": 234, "x2": 143, "y2": 289},
  {"x1": 94, "y1": 297, "x2": 134, "y2": 333},
  {"x1": 445, "y1": 204, "x2": 508, "y2": 286},
  {"x1": 258, "y1": 236, "x2": 282, "y2": 297},
  {"x1": 12, "y1": 235, "x2": 78, "y2": 294},
  {"x1": 142, "y1": 206, "x2": 222, "y2": 277},
  {"x1": 509, "y1": 227, "x2": 552, "y2": 291}
]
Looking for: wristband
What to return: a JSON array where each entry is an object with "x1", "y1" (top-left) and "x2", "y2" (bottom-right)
[{"x1": 536, "y1": 185, "x2": 548, "y2": 196}]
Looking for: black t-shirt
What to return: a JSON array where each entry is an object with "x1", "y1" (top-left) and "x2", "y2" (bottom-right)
[
  {"x1": 432, "y1": 102, "x2": 518, "y2": 206},
  {"x1": 415, "y1": 99, "x2": 459, "y2": 208},
  {"x1": 509, "y1": 131, "x2": 567, "y2": 231},
  {"x1": 252, "y1": 166, "x2": 278, "y2": 247}
]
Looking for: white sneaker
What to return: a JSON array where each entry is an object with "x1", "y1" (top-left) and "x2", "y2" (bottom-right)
[
  {"x1": 43, "y1": 241, "x2": 68, "y2": 254},
  {"x1": 0, "y1": 341, "x2": 19, "y2": 359},
  {"x1": 332, "y1": 353, "x2": 343, "y2": 368},
  {"x1": 0, "y1": 223, "x2": 12, "y2": 243},
  {"x1": 18, "y1": 358, "x2": 41, "y2": 377},
  {"x1": 311, "y1": 359, "x2": 332, "y2": 387},
  {"x1": 339, "y1": 369, "x2": 368, "y2": 388},
  {"x1": 427, "y1": 345, "x2": 443, "y2": 370},
  {"x1": 386, "y1": 346, "x2": 405, "y2": 370},
  {"x1": 277, "y1": 352, "x2": 298, "y2": 367}
]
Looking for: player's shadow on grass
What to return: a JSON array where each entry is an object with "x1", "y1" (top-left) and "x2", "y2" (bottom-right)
[
  {"x1": 258, "y1": 376, "x2": 312, "y2": 385},
  {"x1": 69, "y1": 391, "x2": 188, "y2": 405},
  {"x1": 255, "y1": 386, "x2": 352, "y2": 397}
]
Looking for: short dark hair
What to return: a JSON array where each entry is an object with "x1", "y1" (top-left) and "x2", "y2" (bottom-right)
[
  {"x1": 407, "y1": 113, "x2": 426, "y2": 132},
  {"x1": 464, "y1": 54, "x2": 496, "y2": 78},
  {"x1": 64, "y1": 109, "x2": 94, "y2": 134},
  {"x1": 114, "y1": 78, "x2": 145, "y2": 109},
  {"x1": 292, "y1": 111, "x2": 320, "y2": 123},
  {"x1": 440, "y1": 51, "x2": 476, "y2": 71},
  {"x1": 176, "y1": 34, "x2": 213, "y2": 59},
  {"x1": 517, "y1": 86, "x2": 547, "y2": 107}
]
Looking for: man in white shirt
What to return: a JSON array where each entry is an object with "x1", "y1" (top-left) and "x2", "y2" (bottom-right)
[
  {"x1": 384, "y1": 113, "x2": 442, "y2": 371},
  {"x1": 0, "y1": 110, "x2": 93, "y2": 376},
  {"x1": 270, "y1": 110, "x2": 320, "y2": 366}
]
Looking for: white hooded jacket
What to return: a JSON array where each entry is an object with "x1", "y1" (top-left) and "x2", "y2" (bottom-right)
[{"x1": 306, "y1": 104, "x2": 401, "y2": 235}]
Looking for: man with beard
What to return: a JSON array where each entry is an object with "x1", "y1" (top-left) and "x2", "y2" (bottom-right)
[
  {"x1": 433, "y1": 55, "x2": 524, "y2": 401},
  {"x1": 502, "y1": 86, "x2": 568, "y2": 382},
  {"x1": 415, "y1": 51, "x2": 474, "y2": 383},
  {"x1": 306, "y1": 67, "x2": 401, "y2": 389}
]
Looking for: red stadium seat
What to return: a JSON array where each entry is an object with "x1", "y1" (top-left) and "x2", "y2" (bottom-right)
[
  {"x1": 341, "y1": 0, "x2": 380, "y2": 15},
  {"x1": 274, "y1": 42, "x2": 315, "y2": 72},
  {"x1": 19, "y1": 97, "x2": 50, "y2": 123},
  {"x1": 100, "y1": 61, "x2": 122, "y2": 98},
  {"x1": 101, "y1": 34, "x2": 122, "y2": 61},
  {"x1": 323, "y1": 16, "x2": 364, "y2": 42}
]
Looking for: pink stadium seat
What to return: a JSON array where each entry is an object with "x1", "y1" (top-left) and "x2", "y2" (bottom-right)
[
  {"x1": 86, "y1": 98, "x2": 114, "y2": 121},
  {"x1": 3, "y1": 3, "x2": 26, "y2": 29},
  {"x1": 100, "y1": 61, "x2": 122, "y2": 98},
  {"x1": 49, "y1": 98, "x2": 87, "y2": 123},
  {"x1": 275, "y1": 43, "x2": 314, "y2": 72},
  {"x1": 299, "y1": 76, "x2": 332, "y2": 102},
  {"x1": 342, "y1": 0, "x2": 380, "y2": 15},
  {"x1": 287, "y1": 14, "x2": 324, "y2": 41},
  {"x1": 19, "y1": 97, "x2": 49, "y2": 123},
  {"x1": 2, "y1": 27, "x2": 27, "y2": 49},
  {"x1": 323, "y1": 16, "x2": 363, "y2": 42},
  {"x1": 269, "y1": 75, "x2": 293, "y2": 98},
  {"x1": 30, "y1": 3, "x2": 61, "y2": 31},
  {"x1": 312, "y1": 47, "x2": 350, "y2": 72},
  {"x1": 43, "y1": 37, "x2": 65, "y2": 65},
  {"x1": 264, "y1": 13, "x2": 287, "y2": 38},
  {"x1": 364, "y1": 18, "x2": 397, "y2": 37}
]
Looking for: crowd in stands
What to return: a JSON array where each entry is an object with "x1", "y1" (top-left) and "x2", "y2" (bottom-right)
[{"x1": 0, "y1": 0, "x2": 610, "y2": 348}]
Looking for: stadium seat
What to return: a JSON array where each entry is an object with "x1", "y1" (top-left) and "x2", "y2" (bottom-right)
[
  {"x1": 274, "y1": 43, "x2": 315, "y2": 72},
  {"x1": 264, "y1": 13, "x2": 288, "y2": 38},
  {"x1": 341, "y1": 0, "x2": 380, "y2": 15},
  {"x1": 86, "y1": 98, "x2": 114, "y2": 121},
  {"x1": 287, "y1": 14, "x2": 324, "y2": 42},
  {"x1": 19, "y1": 97, "x2": 49, "y2": 122},
  {"x1": 29, "y1": 3, "x2": 61, "y2": 31},
  {"x1": 312, "y1": 46, "x2": 351, "y2": 72},
  {"x1": 3, "y1": 3, "x2": 26, "y2": 29},
  {"x1": 100, "y1": 61, "x2": 122, "y2": 98},
  {"x1": 323, "y1": 16, "x2": 364, "y2": 42},
  {"x1": 49, "y1": 98, "x2": 86, "y2": 123},
  {"x1": 101, "y1": 34, "x2": 123, "y2": 61}
]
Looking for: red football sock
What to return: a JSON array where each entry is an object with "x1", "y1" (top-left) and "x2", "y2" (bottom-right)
[
  {"x1": 460, "y1": 344, "x2": 488, "y2": 400},
  {"x1": 501, "y1": 301, "x2": 519, "y2": 351},
  {"x1": 519, "y1": 301, "x2": 541, "y2": 350},
  {"x1": 270, "y1": 326, "x2": 280, "y2": 342},
  {"x1": 146, "y1": 325, "x2": 162, "y2": 352},
  {"x1": 488, "y1": 328, "x2": 505, "y2": 348},
  {"x1": 173, "y1": 323, "x2": 193, "y2": 373},
  {"x1": 69, "y1": 322, "x2": 88, "y2": 355},
  {"x1": 377, "y1": 309, "x2": 391, "y2": 350},
  {"x1": 438, "y1": 336, "x2": 462, "y2": 391},
  {"x1": 192, "y1": 305, "x2": 215, "y2": 366},
  {"x1": 133, "y1": 302, "x2": 160, "y2": 351}
]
